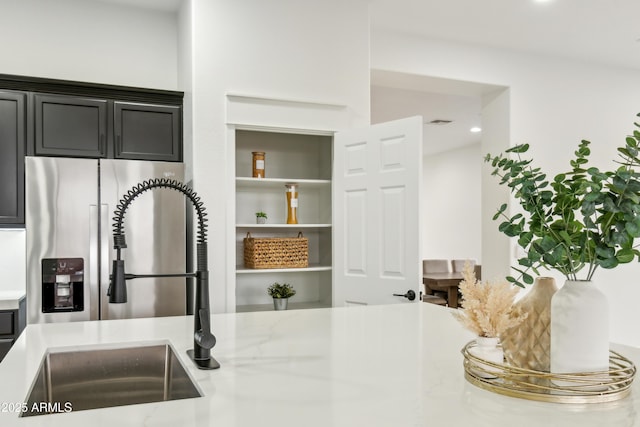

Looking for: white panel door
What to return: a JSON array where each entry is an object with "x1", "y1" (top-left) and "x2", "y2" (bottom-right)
[{"x1": 333, "y1": 116, "x2": 422, "y2": 305}]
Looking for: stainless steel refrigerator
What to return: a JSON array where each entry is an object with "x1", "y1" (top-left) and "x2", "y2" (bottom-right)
[{"x1": 25, "y1": 156, "x2": 186, "y2": 324}]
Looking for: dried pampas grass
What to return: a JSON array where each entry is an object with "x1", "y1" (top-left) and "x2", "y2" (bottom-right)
[{"x1": 454, "y1": 262, "x2": 527, "y2": 338}]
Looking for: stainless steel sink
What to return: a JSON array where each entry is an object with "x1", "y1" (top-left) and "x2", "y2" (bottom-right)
[{"x1": 21, "y1": 341, "x2": 202, "y2": 417}]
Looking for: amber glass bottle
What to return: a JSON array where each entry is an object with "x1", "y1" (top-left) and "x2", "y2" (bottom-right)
[
  {"x1": 285, "y1": 183, "x2": 298, "y2": 224},
  {"x1": 252, "y1": 152, "x2": 265, "y2": 178}
]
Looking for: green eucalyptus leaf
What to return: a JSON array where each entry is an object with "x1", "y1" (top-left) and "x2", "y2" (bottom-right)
[
  {"x1": 518, "y1": 232, "x2": 533, "y2": 247},
  {"x1": 518, "y1": 258, "x2": 533, "y2": 267},
  {"x1": 611, "y1": 231, "x2": 631, "y2": 246},
  {"x1": 498, "y1": 221, "x2": 511, "y2": 232},
  {"x1": 599, "y1": 257, "x2": 619, "y2": 269},
  {"x1": 581, "y1": 201, "x2": 596, "y2": 217},
  {"x1": 595, "y1": 246, "x2": 615, "y2": 258},
  {"x1": 603, "y1": 196, "x2": 619, "y2": 212},
  {"x1": 558, "y1": 230, "x2": 572, "y2": 245},
  {"x1": 625, "y1": 219, "x2": 640, "y2": 237},
  {"x1": 507, "y1": 144, "x2": 529, "y2": 153},
  {"x1": 540, "y1": 235, "x2": 558, "y2": 251},
  {"x1": 584, "y1": 192, "x2": 600, "y2": 202},
  {"x1": 616, "y1": 248, "x2": 635, "y2": 263}
]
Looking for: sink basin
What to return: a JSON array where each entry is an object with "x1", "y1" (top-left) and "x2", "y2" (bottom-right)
[{"x1": 21, "y1": 341, "x2": 202, "y2": 417}]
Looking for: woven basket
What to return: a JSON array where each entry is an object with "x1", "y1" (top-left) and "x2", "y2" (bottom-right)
[{"x1": 243, "y1": 232, "x2": 308, "y2": 269}]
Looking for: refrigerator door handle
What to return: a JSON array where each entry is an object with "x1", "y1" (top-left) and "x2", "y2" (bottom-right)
[
  {"x1": 89, "y1": 205, "x2": 100, "y2": 321},
  {"x1": 100, "y1": 204, "x2": 111, "y2": 320}
]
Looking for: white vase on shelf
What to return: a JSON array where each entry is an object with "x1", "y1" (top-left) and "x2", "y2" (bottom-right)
[{"x1": 550, "y1": 280, "x2": 609, "y2": 383}]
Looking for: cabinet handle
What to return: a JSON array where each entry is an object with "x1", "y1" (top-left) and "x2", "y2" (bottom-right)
[
  {"x1": 100, "y1": 134, "x2": 105, "y2": 156},
  {"x1": 116, "y1": 135, "x2": 122, "y2": 155}
]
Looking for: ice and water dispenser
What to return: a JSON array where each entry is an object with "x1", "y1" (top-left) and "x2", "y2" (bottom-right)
[{"x1": 41, "y1": 258, "x2": 84, "y2": 313}]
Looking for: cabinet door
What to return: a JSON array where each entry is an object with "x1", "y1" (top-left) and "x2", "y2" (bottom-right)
[
  {"x1": 0, "y1": 311, "x2": 14, "y2": 335},
  {"x1": 0, "y1": 338, "x2": 12, "y2": 362},
  {"x1": 333, "y1": 116, "x2": 422, "y2": 306},
  {"x1": 114, "y1": 102, "x2": 181, "y2": 162},
  {"x1": 0, "y1": 91, "x2": 26, "y2": 225},
  {"x1": 34, "y1": 94, "x2": 107, "y2": 158}
]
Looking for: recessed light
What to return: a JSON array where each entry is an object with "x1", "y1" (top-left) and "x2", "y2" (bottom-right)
[{"x1": 470, "y1": 127, "x2": 482, "y2": 133}]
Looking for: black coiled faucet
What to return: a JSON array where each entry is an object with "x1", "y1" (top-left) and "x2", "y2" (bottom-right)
[{"x1": 109, "y1": 178, "x2": 219, "y2": 370}]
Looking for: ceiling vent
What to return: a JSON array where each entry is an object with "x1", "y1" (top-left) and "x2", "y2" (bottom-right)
[{"x1": 427, "y1": 119, "x2": 453, "y2": 125}]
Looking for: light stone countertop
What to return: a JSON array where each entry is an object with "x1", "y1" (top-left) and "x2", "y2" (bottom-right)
[
  {"x1": 0, "y1": 291, "x2": 25, "y2": 310},
  {"x1": 0, "y1": 303, "x2": 638, "y2": 427}
]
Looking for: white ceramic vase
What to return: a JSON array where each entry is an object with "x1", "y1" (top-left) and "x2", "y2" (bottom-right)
[
  {"x1": 469, "y1": 337, "x2": 504, "y2": 379},
  {"x1": 550, "y1": 280, "x2": 609, "y2": 378}
]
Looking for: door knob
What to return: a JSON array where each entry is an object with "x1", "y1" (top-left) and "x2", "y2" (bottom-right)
[{"x1": 393, "y1": 290, "x2": 416, "y2": 301}]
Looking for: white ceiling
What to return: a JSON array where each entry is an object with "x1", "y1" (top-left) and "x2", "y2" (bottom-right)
[
  {"x1": 369, "y1": 0, "x2": 640, "y2": 156},
  {"x1": 371, "y1": 71, "x2": 504, "y2": 155},
  {"x1": 369, "y1": 0, "x2": 640, "y2": 71},
  {"x1": 93, "y1": 0, "x2": 181, "y2": 12},
  {"x1": 96, "y1": 0, "x2": 640, "y2": 71},
  {"x1": 94, "y1": 0, "x2": 640, "y2": 155}
]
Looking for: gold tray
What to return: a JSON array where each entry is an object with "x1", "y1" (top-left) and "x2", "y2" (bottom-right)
[{"x1": 462, "y1": 340, "x2": 636, "y2": 404}]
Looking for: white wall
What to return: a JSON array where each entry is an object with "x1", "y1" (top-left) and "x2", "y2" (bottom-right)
[
  {"x1": 0, "y1": 0, "x2": 179, "y2": 294},
  {"x1": 0, "y1": 0, "x2": 370, "y2": 314},
  {"x1": 372, "y1": 30, "x2": 640, "y2": 346},
  {"x1": 187, "y1": 0, "x2": 370, "y2": 313},
  {"x1": 178, "y1": 0, "x2": 193, "y2": 182},
  {"x1": 422, "y1": 144, "x2": 481, "y2": 263},
  {"x1": 0, "y1": 0, "x2": 178, "y2": 89},
  {"x1": 0, "y1": 230, "x2": 26, "y2": 292}
]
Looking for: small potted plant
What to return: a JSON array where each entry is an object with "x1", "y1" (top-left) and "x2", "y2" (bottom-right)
[
  {"x1": 256, "y1": 211, "x2": 267, "y2": 224},
  {"x1": 267, "y1": 282, "x2": 296, "y2": 310}
]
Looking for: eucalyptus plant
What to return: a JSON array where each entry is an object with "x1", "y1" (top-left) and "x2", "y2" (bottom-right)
[{"x1": 485, "y1": 120, "x2": 640, "y2": 287}]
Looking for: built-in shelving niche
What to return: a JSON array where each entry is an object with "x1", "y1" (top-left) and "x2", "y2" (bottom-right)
[{"x1": 234, "y1": 129, "x2": 333, "y2": 311}]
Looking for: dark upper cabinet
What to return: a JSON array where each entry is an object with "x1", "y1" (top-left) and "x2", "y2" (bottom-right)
[
  {"x1": 0, "y1": 91, "x2": 26, "y2": 225},
  {"x1": 0, "y1": 74, "x2": 183, "y2": 226},
  {"x1": 34, "y1": 94, "x2": 107, "y2": 158},
  {"x1": 33, "y1": 96, "x2": 182, "y2": 161},
  {"x1": 114, "y1": 102, "x2": 181, "y2": 162}
]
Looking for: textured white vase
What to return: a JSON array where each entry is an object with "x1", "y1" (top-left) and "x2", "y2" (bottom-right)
[
  {"x1": 550, "y1": 280, "x2": 609, "y2": 378},
  {"x1": 502, "y1": 276, "x2": 557, "y2": 372}
]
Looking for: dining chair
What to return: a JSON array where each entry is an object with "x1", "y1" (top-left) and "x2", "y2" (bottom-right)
[
  {"x1": 422, "y1": 293, "x2": 447, "y2": 306},
  {"x1": 451, "y1": 259, "x2": 476, "y2": 273},
  {"x1": 423, "y1": 259, "x2": 451, "y2": 273},
  {"x1": 422, "y1": 259, "x2": 450, "y2": 303}
]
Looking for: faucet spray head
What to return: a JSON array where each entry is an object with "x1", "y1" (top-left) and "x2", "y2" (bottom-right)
[{"x1": 108, "y1": 259, "x2": 128, "y2": 303}]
